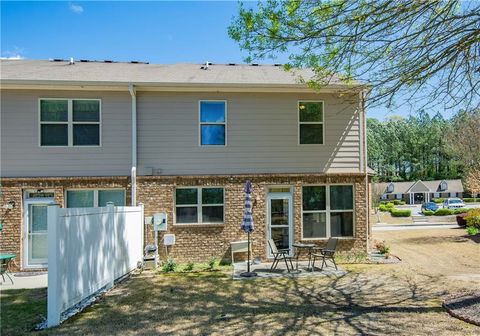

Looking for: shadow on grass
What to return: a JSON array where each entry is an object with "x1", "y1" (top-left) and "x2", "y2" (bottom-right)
[
  {"x1": 38, "y1": 268, "x2": 475, "y2": 336},
  {"x1": 0, "y1": 287, "x2": 47, "y2": 335}
]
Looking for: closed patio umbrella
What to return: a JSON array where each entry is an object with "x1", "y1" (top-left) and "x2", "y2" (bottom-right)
[{"x1": 240, "y1": 180, "x2": 257, "y2": 277}]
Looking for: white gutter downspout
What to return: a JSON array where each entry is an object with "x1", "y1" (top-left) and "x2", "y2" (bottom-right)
[
  {"x1": 361, "y1": 89, "x2": 370, "y2": 252},
  {"x1": 129, "y1": 83, "x2": 137, "y2": 206}
]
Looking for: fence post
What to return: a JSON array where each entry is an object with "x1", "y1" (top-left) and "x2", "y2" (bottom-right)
[
  {"x1": 47, "y1": 204, "x2": 61, "y2": 328},
  {"x1": 106, "y1": 202, "x2": 115, "y2": 289},
  {"x1": 139, "y1": 203, "x2": 145, "y2": 261}
]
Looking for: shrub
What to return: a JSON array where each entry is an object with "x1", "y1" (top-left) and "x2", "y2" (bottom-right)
[
  {"x1": 423, "y1": 210, "x2": 435, "y2": 216},
  {"x1": 390, "y1": 208, "x2": 411, "y2": 217},
  {"x1": 374, "y1": 240, "x2": 390, "y2": 256},
  {"x1": 456, "y1": 213, "x2": 468, "y2": 226},
  {"x1": 385, "y1": 202, "x2": 395, "y2": 209},
  {"x1": 399, "y1": 201, "x2": 406, "y2": 205},
  {"x1": 464, "y1": 209, "x2": 480, "y2": 229},
  {"x1": 183, "y1": 262, "x2": 194, "y2": 272},
  {"x1": 463, "y1": 198, "x2": 475, "y2": 203},
  {"x1": 207, "y1": 258, "x2": 218, "y2": 271},
  {"x1": 162, "y1": 258, "x2": 177, "y2": 273},
  {"x1": 432, "y1": 198, "x2": 444, "y2": 203},
  {"x1": 467, "y1": 226, "x2": 479, "y2": 236},
  {"x1": 379, "y1": 204, "x2": 388, "y2": 212},
  {"x1": 393, "y1": 200, "x2": 401, "y2": 205},
  {"x1": 434, "y1": 208, "x2": 454, "y2": 216},
  {"x1": 453, "y1": 208, "x2": 469, "y2": 214}
]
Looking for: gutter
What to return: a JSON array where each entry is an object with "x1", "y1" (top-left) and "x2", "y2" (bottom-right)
[{"x1": 128, "y1": 83, "x2": 137, "y2": 206}]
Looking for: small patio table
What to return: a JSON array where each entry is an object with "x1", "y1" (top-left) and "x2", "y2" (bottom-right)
[
  {"x1": 292, "y1": 243, "x2": 317, "y2": 271},
  {"x1": 0, "y1": 253, "x2": 16, "y2": 284}
]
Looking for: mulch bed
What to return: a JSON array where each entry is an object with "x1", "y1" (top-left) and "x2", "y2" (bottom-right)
[{"x1": 443, "y1": 291, "x2": 480, "y2": 326}]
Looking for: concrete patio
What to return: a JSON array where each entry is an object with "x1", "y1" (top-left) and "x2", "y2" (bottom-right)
[{"x1": 233, "y1": 260, "x2": 346, "y2": 279}]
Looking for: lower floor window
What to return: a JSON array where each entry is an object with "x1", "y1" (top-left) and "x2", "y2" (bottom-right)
[
  {"x1": 175, "y1": 187, "x2": 224, "y2": 224},
  {"x1": 66, "y1": 189, "x2": 125, "y2": 208},
  {"x1": 302, "y1": 185, "x2": 354, "y2": 238}
]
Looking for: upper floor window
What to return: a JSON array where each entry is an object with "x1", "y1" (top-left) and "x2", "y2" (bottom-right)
[
  {"x1": 199, "y1": 101, "x2": 226, "y2": 146},
  {"x1": 298, "y1": 101, "x2": 324, "y2": 144},
  {"x1": 66, "y1": 189, "x2": 125, "y2": 208},
  {"x1": 175, "y1": 187, "x2": 224, "y2": 224},
  {"x1": 40, "y1": 99, "x2": 101, "y2": 146}
]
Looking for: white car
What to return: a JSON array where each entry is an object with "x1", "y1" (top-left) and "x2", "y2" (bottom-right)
[{"x1": 443, "y1": 198, "x2": 466, "y2": 209}]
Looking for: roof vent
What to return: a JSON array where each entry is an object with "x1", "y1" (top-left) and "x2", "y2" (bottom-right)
[
  {"x1": 274, "y1": 63, "x2": 282, "y2": 66},
  {"x1": 228, "y1": 63, "x2": 236, "y2": 66},
  {"x1": 52, "y1": 59, "x2": 64, "y2": 62},
  {"x1": 104, "y1": 60, "x2": 113, "y2": 63},
  {"x1": 251, "y1": 63, "x2": 259, "y2": 66},
  {"x1": 79, "y1": 59, "x2": 89, "y2": 62},
  {"x1": 69, "y1": 57, "x2": 75, "y2": 65},
  {"x1": 200, "y1": 61, "x2": 211, "y2": 70},
  {"x1": 130, "y1": 61, "x2": 139, "y2": 64}
]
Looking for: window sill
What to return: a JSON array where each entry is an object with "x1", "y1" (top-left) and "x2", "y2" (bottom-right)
[
  {"x1": 173, "y1": 223, "x2": 224, "y2": 227},
  {"x1": 301, "y1": 237, "x2": 355, "y2": 241}
]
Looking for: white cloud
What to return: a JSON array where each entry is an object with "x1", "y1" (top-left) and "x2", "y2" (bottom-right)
[
  {"x1": 69, "y1": 3, "x2": 83, "y2": 14},
  {"x1": 0, "y1": 55, "x2": 24, "y2": 60},
  {"x1": 1, "y1": 47, "x2": 25, "y2": 60}
]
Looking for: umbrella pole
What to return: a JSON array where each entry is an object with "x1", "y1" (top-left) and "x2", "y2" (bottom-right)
[{"x1": 240, "y1": 231, "x2": 257, "y2": 277}]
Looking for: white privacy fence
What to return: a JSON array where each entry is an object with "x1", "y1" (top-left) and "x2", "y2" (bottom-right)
[{"x1": 47, "y1": 203, "x2": 144, "y2": 327}]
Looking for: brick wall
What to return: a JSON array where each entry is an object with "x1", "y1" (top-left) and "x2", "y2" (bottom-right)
[
  {"x1": 1, "y1": 173, "x2": 368, "y2": 271},
  {"x1": 137, "y1": 173, "x2": 368, "y2": 264},
  {"x1": 0, "y1": 177, "x2": 130, "y2": 271}
]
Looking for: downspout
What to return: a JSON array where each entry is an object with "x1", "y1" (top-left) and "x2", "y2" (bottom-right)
[
  {"x1": 361, "y1": 89, "x2": 370, "y2": 252},
  {"x1": 129, "y1": 83, "x2": 137, "y2": 206}
]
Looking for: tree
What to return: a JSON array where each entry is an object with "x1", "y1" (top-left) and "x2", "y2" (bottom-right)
[
  {"x1": 229, "y1": 0, "x2": 480, "y2": 110},
  {"x1": 464, "y1": 168, "x2": 480, "y2": 202},
  {"x1": 370, "y1": 180, "x2": 385, "y2": 223},
  {"x1": 446, "y1": 108, "x2": 480, "y2": 170}
]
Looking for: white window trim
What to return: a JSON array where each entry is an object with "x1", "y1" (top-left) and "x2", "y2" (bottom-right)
[
  {"x1": 298, "y1": 100, "x2": 325, "y2": 145},
  {"x1": 174, "y1": 186, "x2": 225, "y2": 225},
  {"x1": 65, "y1": 188, "x2": 126, "y2": 208},
  {"x1": 301, "y1": 184, "x2": 355, "y2": 240},
  {"x1": 198, "y1": 100, "x2": 227, "y2": 147},
  {"x1": 39, "y1": 98, "x2": 102, "y2": 147}
]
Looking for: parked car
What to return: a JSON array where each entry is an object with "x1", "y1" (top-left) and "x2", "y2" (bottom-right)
[
  {"x1": 422, "y1": 202, "x2": 439, "y2": 212},
  {"x1": 443, "y1": 198, "x2": 466, "y2": 209}
]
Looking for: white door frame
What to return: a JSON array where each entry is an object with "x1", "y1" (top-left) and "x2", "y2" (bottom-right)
[
  {"x1": 266, "y1": 192, "x2": 293, "y2": 258},
  {"x1": 23, "y1": 197, "x2": 53, "y2": 269}
]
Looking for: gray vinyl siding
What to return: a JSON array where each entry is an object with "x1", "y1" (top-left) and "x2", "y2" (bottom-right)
[
  {"x1": 137, "y1": 92, "x2": 362, "y2": 175},
  {"x1": 1, "y1": 90, "x2": 132, "y2": 177}
]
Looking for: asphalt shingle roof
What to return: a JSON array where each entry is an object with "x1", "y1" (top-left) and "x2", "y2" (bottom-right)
[
  {"x1": 0, "y1": 59, "x2": 357, "y2": 87},
  {"x1": 378, "y1": 179, "x2": 464, "y2": 194}
]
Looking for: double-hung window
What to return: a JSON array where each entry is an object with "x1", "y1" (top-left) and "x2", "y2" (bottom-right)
[
  {"x1": 199, "y1": 101, "x2": 226, "y2": 146},
  {"x1": 40, "y1": 99, "x2": 101, "y2": 146},
  {"x1": 66, "y1": 189, "x2": 125, "y2": 208},
  {"x1": 298, "y1": 101, "x2": 324, "y2": 144},
  {"x1": 175, "y1": 187, "x2": 224, "y2": 224},
  {"x1": 302, "y1": 185, "x2": 354, "y2": 239}
]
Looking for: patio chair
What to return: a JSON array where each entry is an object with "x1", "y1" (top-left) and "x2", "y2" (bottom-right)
[
  {"x1": 311, "y1": 238, "x2": 338, "y2": 271},
  {"x1": 267, "y1": 239, "x2": 294, "y2": 272}
]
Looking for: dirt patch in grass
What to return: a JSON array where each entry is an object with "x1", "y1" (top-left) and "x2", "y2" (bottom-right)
[{"x1": 0, "y1": 287, "x2": 46, "y2": 335}]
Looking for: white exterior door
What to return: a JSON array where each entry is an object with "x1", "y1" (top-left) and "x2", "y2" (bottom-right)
[
  {"x1": 267, "y1": 193, "x2": 293, "y2": 258},
  {"x1": 24, "y1": 198, "x2": 52, "y2": 268}
]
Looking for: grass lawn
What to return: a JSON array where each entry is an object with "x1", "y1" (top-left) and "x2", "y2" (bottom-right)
[
  {"x1": 2, "y1": 228, "x2": 478, "y2": 335},
  {"x1": 0, "y1": 287, "x2": 46, "y2": 334}
]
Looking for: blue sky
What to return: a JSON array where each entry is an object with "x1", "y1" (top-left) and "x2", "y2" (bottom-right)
[{"x1": 0, "y1": 1, "x2": 457, "y2": 120}]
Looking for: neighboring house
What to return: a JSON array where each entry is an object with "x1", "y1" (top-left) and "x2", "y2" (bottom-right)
[
  {"x1": 0, "y1": 59, "x2": 370, "y2": 271},
  {"x1": 378, "y1": 179, "x2": 464, "y2": 204}
]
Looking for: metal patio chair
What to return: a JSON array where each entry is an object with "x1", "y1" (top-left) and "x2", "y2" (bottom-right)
[
  {"x1": 267, "y1": 239, "x2": 294, "y2": 272},
  {"x1": 312, "y1": 238, "x2": 339, "y2": 271}
]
